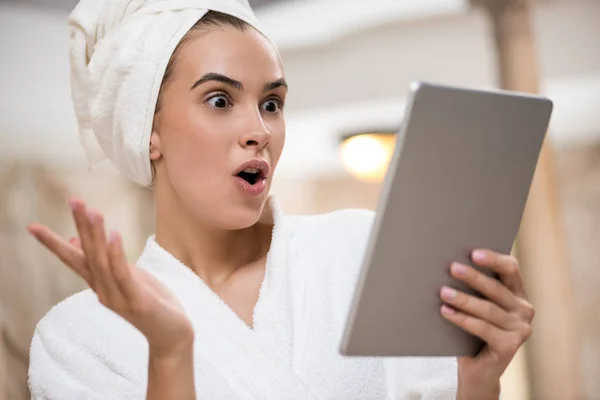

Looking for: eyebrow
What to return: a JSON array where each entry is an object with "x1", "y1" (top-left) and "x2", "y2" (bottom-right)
[
  {"x1": 190, "y1": 72, "x2": 287, "y2": 93},
  {"x1": 264, "y1": 78, "x2": 288, "y2": 92}
]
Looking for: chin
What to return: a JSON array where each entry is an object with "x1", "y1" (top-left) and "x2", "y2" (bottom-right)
[{"x1": 215, "y1": 197, "x2": 268, "y2": 231}]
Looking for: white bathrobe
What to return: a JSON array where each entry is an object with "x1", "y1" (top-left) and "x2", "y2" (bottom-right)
[{"x1": 29, "y1": 200, "x2": 457, "y2": 399}]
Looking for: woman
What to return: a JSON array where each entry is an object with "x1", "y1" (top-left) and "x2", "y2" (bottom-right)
[{"x1": 27, "y1": 1, "x2": 534, "y2": 399}]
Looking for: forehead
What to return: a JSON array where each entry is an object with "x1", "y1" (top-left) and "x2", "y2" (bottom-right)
[{"x1": 175, "y1": 26, "x2": 284, "y2": 83}]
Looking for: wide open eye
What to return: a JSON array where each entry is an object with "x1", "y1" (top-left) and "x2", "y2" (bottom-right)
[
  {"x1": 261, "y1": 98, "x2": 283, "y2": 113},
  {"x1": 206, "y1": 95, "x2": 231, "y2": 109}
]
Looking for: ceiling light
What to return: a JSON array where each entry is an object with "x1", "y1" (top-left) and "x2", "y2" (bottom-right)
[{"x1": 340, "y1": 131, "x2": 396, "y2": 183}]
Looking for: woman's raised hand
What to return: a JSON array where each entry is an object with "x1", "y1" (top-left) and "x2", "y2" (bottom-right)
[{"x1": 28, "y1": 197, "x2": 194, "y2": 356}]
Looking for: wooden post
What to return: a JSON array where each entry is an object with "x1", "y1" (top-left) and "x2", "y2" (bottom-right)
[{"x1": 470, "y1": 0, "x2": 582, "y2": 399}]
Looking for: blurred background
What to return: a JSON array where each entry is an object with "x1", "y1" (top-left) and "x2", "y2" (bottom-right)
[{"x1": 0, "y1": 0, "x2": 598, "y2": 399}]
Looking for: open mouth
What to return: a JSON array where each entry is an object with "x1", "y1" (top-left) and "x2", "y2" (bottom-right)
[
  {"x1": 236, "y1": 168, "x2": 262, "y2": 185},
  {"x1": 233, "y1": 159, "x2": 270, "y2": 188}
]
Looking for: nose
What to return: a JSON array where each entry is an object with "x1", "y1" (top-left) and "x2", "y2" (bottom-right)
[{"x1": 239, "y1": 112, "x2": 270, "y2": 150}]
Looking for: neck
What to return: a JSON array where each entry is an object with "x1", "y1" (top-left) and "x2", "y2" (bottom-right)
[{"x1": 153, "y1": 191, "x2": 274, "y2": 285}]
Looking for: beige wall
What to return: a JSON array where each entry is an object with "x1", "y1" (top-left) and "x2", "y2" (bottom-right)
[
  {"x1": 272, "y1": 176, "x2": 382, "y2": 214},
  {"x1": 555, "y1": 142, "x2": 600, "y2": 397}
]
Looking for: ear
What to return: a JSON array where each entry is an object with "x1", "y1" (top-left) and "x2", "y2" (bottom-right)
[{"x1": 149, "y1": 131, "x2": 162, "y2": 161}]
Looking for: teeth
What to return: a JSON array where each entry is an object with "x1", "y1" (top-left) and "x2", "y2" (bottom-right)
[{"x1": 243, "y1": 168, "x2": 260, "y2": 174}]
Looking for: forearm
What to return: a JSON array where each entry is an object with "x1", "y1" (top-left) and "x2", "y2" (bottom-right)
[{"x1": 147, "y1": 341, "x2": 196, "y2": 400}]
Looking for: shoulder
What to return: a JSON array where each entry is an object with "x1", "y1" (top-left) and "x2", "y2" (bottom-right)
[
  {"x1": 31, "y1": 290, "x2": 111, "y2": 366},
  {"x1": 31, "y1": 288, "x2": 144, "y2": 354},
  {"x1": 33, "y1": 289, "x2": 117, "y2": 340},
  {"x1": 29, "y1": 290, "x2": 145, "y2": 395}
]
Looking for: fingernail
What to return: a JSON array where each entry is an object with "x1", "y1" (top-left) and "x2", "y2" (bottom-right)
[
  {"x1": 86, "y1": 209, "x2": 96, "y2": 223},
  {"x1": 441, "y1": 286, "x2": 457, "y2": 300},
  {"x1": 68, "y1": 198, "x2": 77, "y2": 211},
  {"x1": 441, "y1": 304, "x2": 456, "y2": 315},
  {"x1": 452, "y1": 262, "x2": 469, "y2": 276},
  {"x1": 472, "y1": 250, "x2": 486, "y2": 262},
  {"x1": 108, "y1": 230, "x2": 118, "y2": 243}
]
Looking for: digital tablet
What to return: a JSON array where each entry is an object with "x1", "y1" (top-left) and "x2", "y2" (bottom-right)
[{"x1": 339, "y1": 81, "x2": 553, "y2": 357}]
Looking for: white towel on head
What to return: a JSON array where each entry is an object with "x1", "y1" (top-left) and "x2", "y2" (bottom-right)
[{"x1": 68, "y1": 0, "x2": 268, "y2": 186}]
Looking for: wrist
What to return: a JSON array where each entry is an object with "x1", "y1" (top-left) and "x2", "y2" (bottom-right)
[
  {"x1": 457, "y1": 360, "x2": 501, "y2": 400},
  {"x1": 149, "y1": 333, "x2": 195, "y2": 361},
  {"x1": 147, "y1": 336, "x2": 195, "y2": 400},
  {"x1": 456, "y1": 379, "x2": 500, "y2": 400}
]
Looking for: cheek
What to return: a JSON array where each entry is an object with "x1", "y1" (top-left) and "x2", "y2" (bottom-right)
[{"x1": 165, "y1": 110, "x2": 233, "y2": 175}]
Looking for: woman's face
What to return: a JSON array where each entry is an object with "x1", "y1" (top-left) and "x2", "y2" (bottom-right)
[{"x1": 151, "y1": 24, "x2": 286, "y2": 230}]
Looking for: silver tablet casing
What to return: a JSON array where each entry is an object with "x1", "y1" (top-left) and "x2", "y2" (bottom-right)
[{"x1": 339, "y1": 82, "x2": 553, "y2": 357}]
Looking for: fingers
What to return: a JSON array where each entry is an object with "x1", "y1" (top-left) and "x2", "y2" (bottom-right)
[
  {"x1": 450, "y1": 262, "x2": 519, "y2": 311},
  {"x1": 86, "y1": 209, "x2": 122, "y2": 303},
  {"x1": 73, "y1": 202, "x2": 132, "y2": 309},
  {"x1": 69, "y1": 237, "x2": 81, "y2": 248},
  {"x1": 440, "y1": 286, "x2": 517, "y2": 330},
  {"x1": 441, "y1": 305, "x2": 502, "y2": 345},
  {"x1": 69, "y1": 198, "x2": 100, "y2": 289},
  {"x1": 27, "y1": 223, "x2": 91, "y2": 283},
  {"x1": 30, "y1": 197, "x2": 135, "y2": 311},
  {"x1": 441, "y1": 305, "x2": 531, "y2": 358},
  {"x1": 107, "y1": 230, "x2": 137, "y2": 301},
  {"x1": 444, "y1": 250, "x2": 534, "y2": 364},
  {"x1": 472, "y1": 249, "x2": 527, "y2": 299}
]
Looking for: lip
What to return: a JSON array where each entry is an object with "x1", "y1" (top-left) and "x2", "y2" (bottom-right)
[
  {"x1": 233, "y1": 175, "x2": 267, "y2": 196},
  {"x1": 233, "y1": 159, "x2": 270, "y2": 179},
  {"x1": 232, "y1": 158, "x2": 270, "y2": 197}
]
